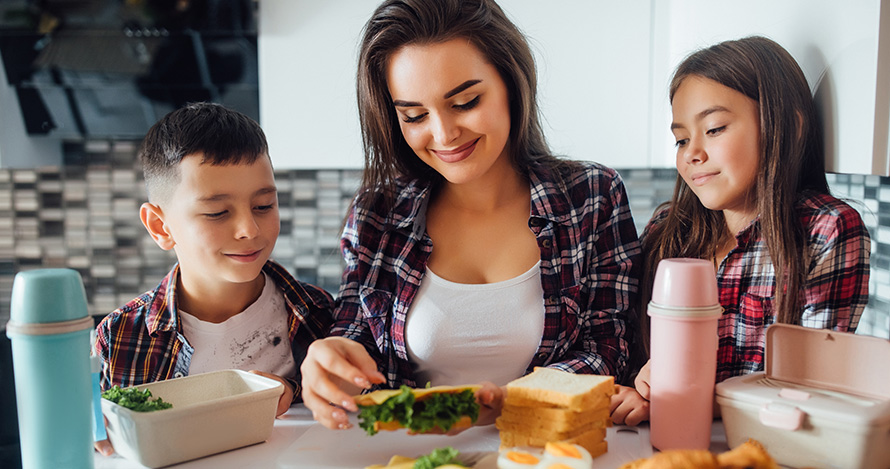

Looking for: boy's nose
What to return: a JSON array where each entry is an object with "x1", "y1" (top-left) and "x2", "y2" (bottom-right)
[{"x1": 235, "y1": 214, "x2": 260, "y2": 239}]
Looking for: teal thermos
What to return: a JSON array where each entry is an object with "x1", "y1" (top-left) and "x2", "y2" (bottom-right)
[{"x1": 6, "y1": 269, "x2": 95, "y2": 469}]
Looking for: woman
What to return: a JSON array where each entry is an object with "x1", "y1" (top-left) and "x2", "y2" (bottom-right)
[{"x1": 301, "y1": 0, "x2": 642, "y2": 430}]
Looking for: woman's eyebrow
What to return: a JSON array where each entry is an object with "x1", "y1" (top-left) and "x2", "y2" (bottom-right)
[
  {"x1": 392, "y1": 79, "x2": 483, "y2": 108},
  {"x1": 443, "y1": 79, "x2": 482, "y2": 99}
]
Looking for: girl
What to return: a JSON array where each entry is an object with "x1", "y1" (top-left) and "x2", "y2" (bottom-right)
[
  {"x1": 300, "y1": 0, "x2": 642, "y2": 431},
  {"x1": 611, "y1": 36, "x2": 871, "y2": 426}
]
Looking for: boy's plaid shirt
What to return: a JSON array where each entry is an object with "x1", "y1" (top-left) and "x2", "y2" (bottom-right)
[
  {"x1": 645, "y1": 191, "x2": 870, "y2": 383},
  {"x1": 95, "y1": 260, "x2": 333, "y2": 393},
  {"x1": 331, "y1": 161, "x2": 642, "y2": 388}
]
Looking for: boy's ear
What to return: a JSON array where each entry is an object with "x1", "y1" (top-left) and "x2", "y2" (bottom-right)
[{"x1": 140, "y1": 202, "x2": 175, "y2": 251}]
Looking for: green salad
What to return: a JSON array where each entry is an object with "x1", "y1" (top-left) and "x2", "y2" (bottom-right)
[
  {"x1": 413, "y1": 447, "x2": 466, "y2": 469},
  {"x1": 102, "y1": 385, "x2": 173, "y2": 412}
]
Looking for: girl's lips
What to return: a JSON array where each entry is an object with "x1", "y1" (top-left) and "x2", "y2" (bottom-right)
[
  {"x1": 226, "y1": 250, "x2": 263, "y2": 263},
  {"x1": 430, "y1": 138, "x2": 480, "y2": 163},
  {"x1": 691, "y1": 172, "x2": 719, "y2": 186}
]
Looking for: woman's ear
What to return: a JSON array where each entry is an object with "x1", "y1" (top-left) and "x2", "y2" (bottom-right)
[{"x1": 140, "y1": 202, "x2": 175, "y2": 250}]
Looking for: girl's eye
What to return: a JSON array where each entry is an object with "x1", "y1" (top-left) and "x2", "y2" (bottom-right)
[
  {"x1": 454, "y1": 95, "x2": 480, "y2": 111},
  {"x1": 706, "y1": 125, "x2": 726, "y2": 136},
  {"x1": 674, "y1": 138, "x2": 688, "y2": 148},
  {"x1": 402, "y1": 112, "x2": 427, "y2": 124}
]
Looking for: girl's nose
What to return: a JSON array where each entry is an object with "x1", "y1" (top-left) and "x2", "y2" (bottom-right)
[
  {"x1": 430, "y1": 113, "x2": 459, "y2": 146},
  {"x1": 681, "y1": 139, "x2": 706, "y2": 165}
]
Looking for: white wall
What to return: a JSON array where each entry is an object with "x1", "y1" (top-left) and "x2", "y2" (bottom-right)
[
  {"x1": 648, "y1": 0, "x2": 888, "y2": 174},
  {"x1": 259, "y1": 0, "x2": 653, "y2": 169},
  {"x1": 260, "y1": 0, "x2": 889, "y2": 175}
]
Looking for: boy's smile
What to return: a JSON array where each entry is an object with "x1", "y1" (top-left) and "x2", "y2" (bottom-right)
[{"x1": 144, "y1": 154, "x2": 280, "y2": 314}]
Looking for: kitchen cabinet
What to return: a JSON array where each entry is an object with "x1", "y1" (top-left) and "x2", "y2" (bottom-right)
[
  {"x1": 258, "y1": 0, "x2": 653, "y2": 169},
  {"x1": 259, "y1": 0, "x2": 889, "y2": 175},
  {"x1": 648, "y1": 0, "x2": 890, "y2": 175}
]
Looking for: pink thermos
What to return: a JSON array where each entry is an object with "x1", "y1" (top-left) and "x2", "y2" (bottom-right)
[{"x1": 648, "y1": 258, "x2": 722, "y2": 451}]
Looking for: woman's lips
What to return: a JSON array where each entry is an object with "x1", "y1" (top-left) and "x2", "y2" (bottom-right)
[
  {"x1": 226, "y1": 250, "x2": 262, "y2": 263},
  {"x1": 431, "y1": 138, "x2": 479, "y2": 163}
]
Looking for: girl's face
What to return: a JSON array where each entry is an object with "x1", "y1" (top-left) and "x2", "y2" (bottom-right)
[
  {"x1": 671, "y1": 75, "x2": 761, "y2": 223},
  {"x1": 386, "y1": 38, "x2": 512, "y2": 186}
]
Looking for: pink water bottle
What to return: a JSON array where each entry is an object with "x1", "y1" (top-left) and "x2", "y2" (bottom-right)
[{"x1": 648, "y1": 258, "x2": 722, "y2": 451}]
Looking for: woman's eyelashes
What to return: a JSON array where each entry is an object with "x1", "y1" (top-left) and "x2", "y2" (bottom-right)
[{"x1": 399, "y1": 95, "x2": 481, "y2": 124}]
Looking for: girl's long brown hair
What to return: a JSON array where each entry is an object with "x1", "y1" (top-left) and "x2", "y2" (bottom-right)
[
  {"x1": 355, "y1": 0, "x2": 576, "y2": 209},
  {"x1": 638, "y1": 36, "x2": 830, "y2": 356}
]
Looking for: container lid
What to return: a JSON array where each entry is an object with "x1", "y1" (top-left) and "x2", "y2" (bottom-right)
[
  {"x1": 10, "y1": 268, "x2": 89, "y2": 324},
  {"x1": 650, "y1": 258, "x2": 718, "y2": 308},
  {"x1": 765, "y1": 324, "x2": 890, "y2": 401}
]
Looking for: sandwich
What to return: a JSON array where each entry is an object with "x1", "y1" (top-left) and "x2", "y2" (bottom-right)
[
  {"x1": 496, "y1": 367, "x2": 615, "y2": 458},
  {"x1": 355, "y1": 384, "x2": 481, "y2": 436}
]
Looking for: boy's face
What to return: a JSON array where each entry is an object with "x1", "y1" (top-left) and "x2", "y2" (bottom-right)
[{"x1": 149, "y1": 154, "x2": 280, "y2": 291}]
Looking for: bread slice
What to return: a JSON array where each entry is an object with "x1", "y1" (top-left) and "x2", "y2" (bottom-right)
[
  {"x1": 498, "y1": 406, "x2": 611, "y2": 432},
  {"x1": 499, "y1": 426, "x2": 608, "y2": 456},
  {"x1": 496, "y1": 417, "x2": 608, "y2": 441},
  {"x1": 503, "y1": 391, "x2": 610, "y2": 410},
  {"x1": 505, "y1": 368, "x2": 615, "y2": 411}
]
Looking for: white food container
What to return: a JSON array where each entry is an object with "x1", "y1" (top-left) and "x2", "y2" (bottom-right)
[
  {"x1": 716, "y1": 324, "x2": 890, "y2": 469},
  {"x1": 101, "y1": 369, "x2": 283, "y2": 468}
]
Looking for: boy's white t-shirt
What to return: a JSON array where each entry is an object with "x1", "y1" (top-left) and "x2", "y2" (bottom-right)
[{"x1": 179, "y1": 273, "x2": 297, "y2": 378}]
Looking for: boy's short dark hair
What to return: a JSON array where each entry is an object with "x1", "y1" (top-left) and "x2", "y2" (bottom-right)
[{"x1": 140, "y1": 102, "x2": 269, "y2": 202}]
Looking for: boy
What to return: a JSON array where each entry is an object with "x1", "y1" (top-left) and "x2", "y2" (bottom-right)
[{"x1": 94, "y1": 103, "x2": 333, "y2": 420}]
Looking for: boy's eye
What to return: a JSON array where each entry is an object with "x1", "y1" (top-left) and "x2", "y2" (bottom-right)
[
  {"x1": 255, "y1": 204, "x2": 275, "y2": 212},
  {"x1": 454, "y1": 95, "x2": 480, "y2": 111},
  {"x1": 204, "y1": 210, "x2": 227, "y2": 219}
]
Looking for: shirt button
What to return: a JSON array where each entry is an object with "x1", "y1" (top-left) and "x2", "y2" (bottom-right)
[
  {"x1": 541, "y1": 239, "x2": 552, "y2": 248},
  {"x1": 173, "y1": 372, "x2": 184, "y2": 379},
  {"x1": 529, "y1": 218, "x2": 544, "y2": 227},
  {"x1": 536, "y1": 352, "x2": 548, "y2": 361},
  {"x1": 549, "y1": 295, "x2": 559, "y2": 304}
]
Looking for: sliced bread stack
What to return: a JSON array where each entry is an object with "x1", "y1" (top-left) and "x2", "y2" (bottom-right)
[{"x1": 496, "y1": 367, "x2": 615, "y2": 458}]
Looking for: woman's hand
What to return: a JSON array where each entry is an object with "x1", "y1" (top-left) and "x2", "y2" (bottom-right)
[
  {"x1": 300, "y1": 337, "x2": 385, "y2": 430},
  {"x1": 248, "y1": 370, "x2": 295, "y2": 417},
  {"x1": 634, "y1": 360, "x2": 651, "y2": 400},
  {"x1": 475, "y1": 381, "x2": 505, "y2": 427},
  {"x1": 610, "y1": 384, "x2": 650, "y2": 426}
]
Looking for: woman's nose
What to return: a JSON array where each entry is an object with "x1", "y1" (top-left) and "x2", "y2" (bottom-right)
[{"x1": 430, "y1": 113, "x2": 459, "y2": 146}]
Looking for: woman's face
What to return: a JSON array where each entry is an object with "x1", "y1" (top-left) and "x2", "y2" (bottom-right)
[
  {"x1": 671, "y1": 75, "x2": 761, "y2": 223},
  {"x1": 386, "y1": 38, "x2": 512, "y2": 185}
]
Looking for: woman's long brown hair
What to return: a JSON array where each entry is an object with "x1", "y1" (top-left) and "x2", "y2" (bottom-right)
[
  {"x1": 637, "y1": 36, "x2": 830, "y2": 356},
  {"x1": 354, "y1": 0, "x2": 576, "y2": 209}
]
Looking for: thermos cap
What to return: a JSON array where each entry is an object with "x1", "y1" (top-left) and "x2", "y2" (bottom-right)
[
  {"x1": 650, "y1": 258, "x2": 719, "y2": 308},
  {"x1": 10, "y1": 268, "x2": 89, "y2": 324}
]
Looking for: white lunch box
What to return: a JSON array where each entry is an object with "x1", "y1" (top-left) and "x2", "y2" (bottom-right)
[{"x1": 715, "y1": 324, "x2": 890, "y2": 469}]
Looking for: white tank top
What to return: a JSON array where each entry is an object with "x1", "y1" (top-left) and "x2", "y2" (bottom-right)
[
  {"x1": 179, "y1": 273, "x2": 297, "y2": 378},
  {"x1": 405, "y1": 262, "x2": 545, "y2": 387}
]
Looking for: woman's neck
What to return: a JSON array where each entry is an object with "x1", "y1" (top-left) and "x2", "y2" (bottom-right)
[{"x1": 435, "y1": 157, "x2": 527, "y2": 213}]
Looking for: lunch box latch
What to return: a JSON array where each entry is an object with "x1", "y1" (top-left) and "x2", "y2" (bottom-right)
[{"x1": 759, "y1": 402, "x2": 805, "y2": 431}]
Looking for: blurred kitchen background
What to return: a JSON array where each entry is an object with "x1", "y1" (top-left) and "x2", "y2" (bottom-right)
[{"x1": 0, "y1": 0, "x2": 888, "y2": 467}]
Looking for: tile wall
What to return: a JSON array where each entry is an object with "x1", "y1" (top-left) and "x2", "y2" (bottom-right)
[{"x1": 0, "y1": 142, "x2": 886, "y2": 339}]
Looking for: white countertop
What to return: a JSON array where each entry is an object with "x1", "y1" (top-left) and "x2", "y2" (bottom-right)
[{"x1": 94, "y1": 405, "x2": 730, "y2": 469}]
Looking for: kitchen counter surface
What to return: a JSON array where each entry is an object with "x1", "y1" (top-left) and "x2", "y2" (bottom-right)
[{"x1": 94, "y1": 405, "x2": 730, "y2": 468}]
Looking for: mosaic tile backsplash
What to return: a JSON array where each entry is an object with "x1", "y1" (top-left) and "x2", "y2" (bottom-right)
[{"x1": 0, "y1": 141, "x2": 887, "y2": 339}]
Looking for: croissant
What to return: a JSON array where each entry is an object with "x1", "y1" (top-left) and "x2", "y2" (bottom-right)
[{"x1": 618, "y1": 439, "x2": 778, "y2": 469}]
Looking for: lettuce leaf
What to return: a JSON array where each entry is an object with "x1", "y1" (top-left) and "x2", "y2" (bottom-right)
[
  {"x1": 413, "y1": 447, "x2": 466, "y2": 469},
  {"x1": 356, "y1": 385, "x2": 479, "y2": 436}
]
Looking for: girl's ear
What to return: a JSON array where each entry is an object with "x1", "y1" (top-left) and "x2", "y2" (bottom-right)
[
  {"x1": 140, "y1": 202, "x2": 176, "y2": 251},
  {"x1": 795, "y1": 110, "x2": 805, "y2": 142}
]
